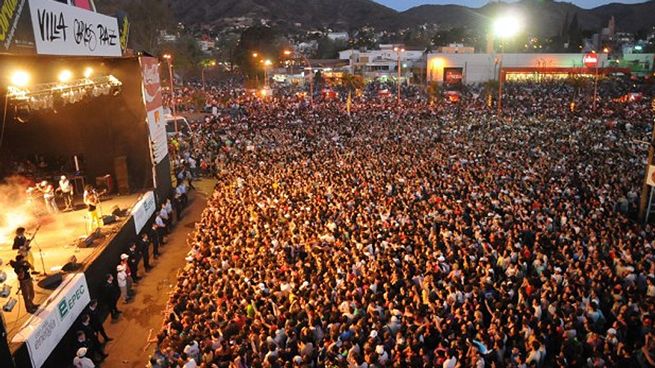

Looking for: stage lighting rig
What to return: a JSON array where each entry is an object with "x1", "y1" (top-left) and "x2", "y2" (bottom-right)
[{"x1": 6, "y1": 74, "x2": 123, "y2": 113}]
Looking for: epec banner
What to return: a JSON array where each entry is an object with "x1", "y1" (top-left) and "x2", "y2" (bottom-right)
[
  {"x1": 27, "y1": 0, "x2": 121, "y2": 56},
  {"x1": 12, "y1": 274, "x2": 90, "y2": 368},
  {"x1": 132, "y1": 190, "x2": 156, "y2": 234}
]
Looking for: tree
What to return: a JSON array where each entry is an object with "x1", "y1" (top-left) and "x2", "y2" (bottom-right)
[
  {"x1": 427, "y1": 82, "x2": 441, "y2": 104},
  {"x1": 233, "y1": 26, "x2": 286, "y2": 78},
  {"x1": 97, "y1": 0, "x2": 174, "y2": 53},
  {"x1": 341, "y1": 73, "x2": 364, "y2": 93},
  {"x1": 159, "y1": 35, "x2": 204, "y2": 75},
  {"x1": 315, "y1": 37, "x2": 348, "y2": 59}
]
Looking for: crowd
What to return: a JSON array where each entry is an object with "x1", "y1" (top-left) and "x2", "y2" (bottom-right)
[{"x1": 149, "y1": 78, "x2": 655, "y2": 368}]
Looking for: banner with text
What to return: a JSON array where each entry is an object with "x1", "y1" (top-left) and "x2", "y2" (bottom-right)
[
  {"x1": 28, "y1": 0, "x2": 121, "y2": 56},
  {"x1": 12, "y1": 273, "x2": 90, "y2": 368},
  {"x1": 140, "y1": 57, "x2": 168, "y2": 164},
  {"x1": 132, "y1": 190, "x2": 156, "y2": 234}
]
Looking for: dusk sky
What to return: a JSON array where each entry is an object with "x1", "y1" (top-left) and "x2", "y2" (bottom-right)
[{"x1": 374, "y1": 0, "x2": 648, "y2": 11}]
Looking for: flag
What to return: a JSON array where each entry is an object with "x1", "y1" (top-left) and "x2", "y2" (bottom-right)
[{"x1": 346, "y1": 91, "x2": 352, "y2": 116}]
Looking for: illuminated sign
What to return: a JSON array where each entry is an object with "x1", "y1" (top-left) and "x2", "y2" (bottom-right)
[{"x1": 583, "y1": 53, "x2": 598, "y2": 68}]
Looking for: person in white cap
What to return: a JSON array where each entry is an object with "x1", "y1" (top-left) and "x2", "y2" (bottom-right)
[
  {"x1": 40, "y1": 180, "x2": 59, "y2": 213},
  {"x1": 116, "y1": 264, "x2": 129, "y2": 303},
  {"x1": 73, "y1": 347, "x2": 95, "y2": 368},
  {"x1": 58, "y1": 175, "x2": 74, "y2": 211}
]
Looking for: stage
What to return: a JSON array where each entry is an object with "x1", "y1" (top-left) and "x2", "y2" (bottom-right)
[{"x1": 0, "y1": 193, "x2": 141, "y2": 347}]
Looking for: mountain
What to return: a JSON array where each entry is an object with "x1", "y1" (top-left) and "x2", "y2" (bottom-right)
[
  {"x1": 97, "y1": 0, "x2": 655, "y2": 36},
  {"x1": 402, "y1": 0, "x2": 655, "y2": 35}
]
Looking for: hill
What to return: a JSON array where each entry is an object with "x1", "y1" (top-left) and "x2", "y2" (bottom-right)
[{"x1": 97, "y1": 0, "x2": 655, "y2": 36}]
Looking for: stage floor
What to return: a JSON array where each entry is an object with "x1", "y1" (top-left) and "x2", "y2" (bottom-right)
[{"x1": 0, "y1": 194, "x2": 141, "y2": 345}]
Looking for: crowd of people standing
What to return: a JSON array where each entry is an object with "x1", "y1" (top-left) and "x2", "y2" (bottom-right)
[{"x1": 149, "y1": 78, "x2": 654, "y2": 368}]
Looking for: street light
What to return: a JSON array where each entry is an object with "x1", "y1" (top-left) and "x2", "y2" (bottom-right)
[
  {"x1": 201, "y1": 59, "x2": 217, "y2": 91},
  {"x1": 263, "y1": 59, "x2": 272, "y2": 88},
  {"x1": 394, "y1": 46, "x2": 405, "y2": 104},
  {"x1": 162, "y1": 53, "x2": 177, "y2": 133},
  {"x1": 492, "y1": 13, "x2": 522, "y2": 115}
]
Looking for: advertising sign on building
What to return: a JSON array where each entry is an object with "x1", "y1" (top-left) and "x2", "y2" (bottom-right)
[
  {"x1": 140, "y1": 57, "x2": 169, "y2": 164},
  {"x1": 444, "y1": 67, "x2": 464, "y2": 87},
  {"x1": 583, "y1": 52, "x2": 599, "y2": 68},
  {"x1": 28, "y1": 0, "x2": 121, "y2": 56},
  {"x1": 12, "y1": 274, "x2": 90, "y2": 368},
  {"x1": 132, "y1": 190, "x2": 156, "y2": 234}
]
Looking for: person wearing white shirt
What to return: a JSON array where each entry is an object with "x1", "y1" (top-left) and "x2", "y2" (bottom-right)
[
  {"x1": 116, "y1": 265, "x2": 129, "y2": 303},
  {"x1": 73, "y1": 348, "x2": 95, "y2": 368},
  {"x1": 59, "y1": 175, "x2": 74, "y2": 210}
]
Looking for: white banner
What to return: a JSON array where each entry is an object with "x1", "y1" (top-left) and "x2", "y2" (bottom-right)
[
  {"x1": 28, "y1": 0, "x2": 121, "y2": 56},
  {"x1": 12, "y1": 273, "x2": 90, "y2": 368},
  {"x1": 141, "y1": 57, "x2": 169, "y2": 164},
  {"x1": 146, "y1": 106, "x2": 168, "y2": 164},
  {"x1": 647, "y1": 165, "x2": 655, "y2": 187},
  {"x1": 132, "y1": 191, "x2": 156, "y2": 234}
]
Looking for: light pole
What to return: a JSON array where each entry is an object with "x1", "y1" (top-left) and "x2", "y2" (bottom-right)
[
  {"x1": 263, "y1": 59, "x2": 272, "y2": 88},
  {"x1": 394, "y1": 47, "x2": 405, "y2": 104},
  {"x1": 491, "y1": 14, "x2": 522, "y2": 116},
  {"x1": 252, "y1": 52, "x2": 260, "y2": 87},
  {"x1": 284, "y1": 49, "x2": 314, "y2": 105},
  {"x1": 162, "y1": 53, "x2": 177, "y2": 133},
  {"x1": 201, "y1": 59, "x2": 217, "y2": 91}
]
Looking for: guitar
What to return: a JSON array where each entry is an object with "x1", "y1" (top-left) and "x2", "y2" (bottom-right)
[
  {"x1": 84, "y1": 189, "x2": 108, "y2": 209},
  {"x1": 13, "y1": 224, "x2": 41, "y2": 251}
]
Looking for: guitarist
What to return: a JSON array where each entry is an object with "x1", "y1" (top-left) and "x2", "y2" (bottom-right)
[
  {"x1": 12, "y1": 227, "x2": 38, "y2": 275},
  {"x1": 84, "y1": 185, "x2": 103, "y2": 231},
  {"x1": 9, "y1": 254, "x2": 39, "y2": 313}
]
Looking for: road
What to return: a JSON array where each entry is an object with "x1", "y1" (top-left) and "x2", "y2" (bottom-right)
[{"x1": 100, "y1": 179, "x2": 214, "y2": 368}]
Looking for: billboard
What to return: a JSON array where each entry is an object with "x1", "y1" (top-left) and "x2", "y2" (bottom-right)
[
  {"x1": 444, "y1": 67, "x2": 463, "y2": 87},
  {"x1": 27, "y1": 0, "x2": 121, "y2": 56},
  {"x1": 140, "y1": 57, "x2": 168, "y2": 164}
]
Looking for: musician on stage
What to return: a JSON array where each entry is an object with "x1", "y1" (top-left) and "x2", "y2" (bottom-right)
[
  {"x1": 39, "y1": 180, "x2": 59, "y2": 214},
  {"x1": 9, "y1": 254, "x2": 39, "y2": 313},
  {"x1": 83, "y1": 185, "x2": 103, "y2": 232},
  {"x1": 58, "y1": 175, "x2": 74, "y2": 211},
  {"x1": 12, "y1": 227, "x2": 37, "y2": 274}
]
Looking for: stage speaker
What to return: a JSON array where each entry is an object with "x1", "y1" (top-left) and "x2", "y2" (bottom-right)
[
  {"x1": 62, "y1": 262, "x2": 83, "y2": 273},
  {"x1": 0, "y1": 285, "x2": 10, "y2": 298},
  {"x1": 2, "y1": 298, "x2": 16, "y2": 312},
  {"x1": 37, "y1": 273, "x2": 63, "y2": 290},
  {"x1": 114, "y1": 156, "x2": 130, "y2": 195},
  {"x1": 102, "y1": 215, "x2": 117, "y2": 225},
  {"x1": 112, "y1": 206, "x2": 129, "y2": 217}
]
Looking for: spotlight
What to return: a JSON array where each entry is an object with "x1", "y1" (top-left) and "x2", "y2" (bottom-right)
[
  {"x1": 111, "y1": 85, "x2": 122, "y2": 96},
  {"x1": 83, "y1": 67, "x2": 93, "y2": 78},
  {"x1": 14, "y1": 103, "x2": 31, "y2": 123},
  {"x1": 10, "y1": 71, "x2": 30, "y2": 88},
  {"x1": 58, "y1": 70, "x2": 73, "y2": 83}
]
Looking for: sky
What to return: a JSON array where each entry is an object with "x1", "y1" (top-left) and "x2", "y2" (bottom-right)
[{"x1": 374, "y1": 0, "x2": 648, "y2": 11}]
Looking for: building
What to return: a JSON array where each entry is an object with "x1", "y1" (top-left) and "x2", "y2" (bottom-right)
[
  {"x1": 339, "y1": 45, "x2": 425, "y2": 81},
  {"x1": 328, "y1": 32, "x2": 349, "y2": 42},
  {"x1": 438, "y1": 43, "x2": 475, "y2": 54},
  {"x1": 427, "y1": 53, "x2": 612, "y2": 84}
]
